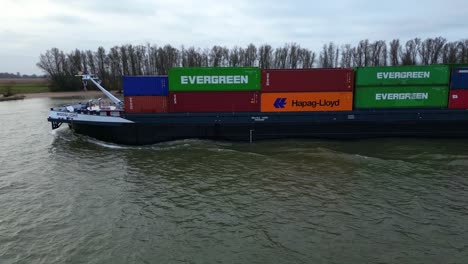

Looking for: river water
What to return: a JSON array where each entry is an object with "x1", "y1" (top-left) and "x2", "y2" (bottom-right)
[{"x1": 0, "y1": 97, "x2": 468, "y2": 264}]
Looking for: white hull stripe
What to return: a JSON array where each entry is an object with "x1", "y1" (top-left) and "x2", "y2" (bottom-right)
[{"x1": 48, "y1": 111, "x2": 134, "y2": 123}]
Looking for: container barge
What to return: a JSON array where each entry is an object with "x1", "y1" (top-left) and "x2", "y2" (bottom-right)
[{"x1": 48, "y1": 65, "x2": 468, "y2": 145}]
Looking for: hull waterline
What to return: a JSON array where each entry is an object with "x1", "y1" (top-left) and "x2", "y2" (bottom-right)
[{"x1": 49, "y1": 110, "x2": 468, "y2": 145}]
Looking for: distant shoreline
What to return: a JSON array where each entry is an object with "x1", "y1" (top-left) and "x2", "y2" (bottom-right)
[
  {"x1": 1, "y1": 91, "x2": 120, "y2": 101},
  {"x1": 21, "y1": 91, "x2": 106, "y2": 99},
  {"x1": 0, "y1": 95, "x2": 26, "y2": 102}
]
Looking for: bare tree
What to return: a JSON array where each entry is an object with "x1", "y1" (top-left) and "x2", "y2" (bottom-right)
[
  {"x1": 340, "y1": 44, "x2": 353, "y2": 67},
  {"x1": 37, "y1": 48, "x2": 80, "y2": 91},
  {"x1": 108, "y1": 47, "x2": 122, "y2": 77},
  {"x1": 37, "y1": 48, "x2": 65, "y2": 76},
  {"x1": 120, "y1": 45, "x2": 130, "y2": 75},
  {"x1": 360, "y1": 40, "x2": 371, "y2": 66},
  {"x1": 135, "y1": 45, "x2": 146, "y2": 75},
  {"x1": 186, "y1": 47, "x2": 204, "y2": 67},
  {"x1": 442, "y1": 41, "x2": 459, "y2": 64},
  {"x1": 258, "y1": 44, "x2": 273, "y2": 69},
  {"x1": 229, "y1": 46, "x2": 241, "y2": 67},
  {"x1": 460, "y1": 40, "x2": 468, "y2": 63},
  {"x1": 210, "y1": 45, "x2": 229, "y2": 67},
  {"x1": 370, "y1": 40, "x2": 387, "y2": 66},
  {"x1": 86, "y1": 50, "x2": 96, "y2": 74},
  {"x1": 352, "y1": 40, "x2": 372, "y2": 67},
  {"x1": 389, "y1": 39, "x2": 401, "y2": 66},
  {"x1": 301, "y1": 49, "x2": 316, "y2": 68},
  {"x1": 319, "y1": 42, "x2": 338, "y2": 68},
  {"x1": 67, "y1": 49, "x2": 82, "y2": 74},
  {"x1": 400, "y1": 38, "x2": 421, "y2": 65},
  {"x1": 274, "y1": 45, "x2": 288, "y2": 68},
  {"x1": 128, "y1": 45, "x2": 137, "y2": 75},
  {"x1": 288, "y1": 43, "x2": 301, "y2": 69},
  {"x1": 96, "y1": 46, "x2": 107, "y2": 80},
  {"x1": 319, "y1": 44, "x2": 329, "y2": 68},
  {"x1": 155, "y1": 45, "x2": 180, "y2": 75},
  {"x1": 419, "y1": 37, "x2": 446, "y2": 65},
  {"x1": 108, "y1": 46, "x2": 122, "y2": 90},
  {"x1": 80, "y1": 50, "x2": 88, "y2": 73},
  {"x1": 244, "y1": 44, "x2": 257, "y2": 66}
]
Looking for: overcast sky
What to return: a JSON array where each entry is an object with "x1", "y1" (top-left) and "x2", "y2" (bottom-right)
[{"x1": 1, "y1": 0, "x2": 467, "y2": 74}]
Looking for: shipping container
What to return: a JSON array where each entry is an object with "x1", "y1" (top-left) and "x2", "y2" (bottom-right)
[
  {"x1": 123, "y1": 76, "x2": 169, "y2": 96},
  {"x1": 261, "y1": 92, "x2": 353, "y2": 112},
  {"x1": 356, "y1": 65, "x2": 450, "y2": 87},
  {"x1": 445, "y1": 63, "x2": 468, "y2": 69},
  {"x1": 261, "y1": 69, "x2": 354, "y2": 92},
  {"x1": 450, "y1": 68, "x2": 468, "y2": 89},
  {"x1": 124, "y1": 96, "x2": 168, "y2": 113},
  {"x1": 354, "y1": 86, "x2": 448, "y2": 109},
  {"x1": 449, "y1": 90, "x2": 468, "y2": 109},
  {"x1": 169, "y1": 91, "x2": 260, "y2": 112},
  {"x1": 168, "y1": 67, "x2": 260, "y2": 92}
]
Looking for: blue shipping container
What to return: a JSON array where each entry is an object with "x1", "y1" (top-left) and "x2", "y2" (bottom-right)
[
  {"x1": 451, "y1": 68, "x2": 468, "y2": 89},
  {"x1": 123, "y1": 76, "x2": 169, "y2": 96}
]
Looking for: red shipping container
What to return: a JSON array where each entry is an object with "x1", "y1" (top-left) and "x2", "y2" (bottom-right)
[
  {"x1": 261, "y1": 69, "x2": 354, "y2": 92},
  {"x1": 169, "y1": 91, "x2": 260, "y2": 112},
  {"x1": 449, "y1": 90, "x2": 468, "y2": 109},
  {"x1": 124, "y1": 96, "x2": 168, "y2": 113}
]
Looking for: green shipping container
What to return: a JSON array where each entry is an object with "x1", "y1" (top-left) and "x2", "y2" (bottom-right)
[
  {"x1": 354, "y1": 86, "x2": 449, "y2": 109},
  {"x1": 169, "y1": 67, "x2": 261, "y2": 91},
  {"x1": 356, "y1": 65, "x2": 449, "y2": 87},
  {"x1": 445, "y1": 63, "x2": 468, "y2": 69}
]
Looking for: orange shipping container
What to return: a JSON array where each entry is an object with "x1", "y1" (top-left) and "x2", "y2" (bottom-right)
[{"x1": 261, "y1": 92, "x2": 353, "y2": 112}]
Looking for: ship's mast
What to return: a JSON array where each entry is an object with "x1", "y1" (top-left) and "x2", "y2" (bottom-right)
[{"x1": 76, "y1": 74, "x2": 123, "y2": 107}]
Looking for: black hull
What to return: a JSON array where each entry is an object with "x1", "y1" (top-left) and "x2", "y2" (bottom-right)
[{"x1": 51, "y1": 110, "x2": 468, "y2": 145}]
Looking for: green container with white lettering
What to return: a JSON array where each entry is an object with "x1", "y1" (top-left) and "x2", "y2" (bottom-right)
[
  {"x1": 356, "y1": 65, "x2": 450, "y2": 87},
  {"x1": 354, "y1": 86, "x2": 449, "y2": 109},
  {"x1": 169, "y1": 67, "x2": 261, "y2": 91}
]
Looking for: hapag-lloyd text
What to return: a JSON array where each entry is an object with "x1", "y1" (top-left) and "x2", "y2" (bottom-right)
[{"x1": 292, "y1": 99, "x2": 340, "y2": 108}]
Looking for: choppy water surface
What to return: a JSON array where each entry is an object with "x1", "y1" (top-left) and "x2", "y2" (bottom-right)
[{"x1": 1, "y1": 98, "x2": 468, "y2": 264}]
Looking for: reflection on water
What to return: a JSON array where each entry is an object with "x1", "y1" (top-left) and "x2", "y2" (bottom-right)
[{"x1": 0, "y1": 98, "x2": 467, "y2": 264}]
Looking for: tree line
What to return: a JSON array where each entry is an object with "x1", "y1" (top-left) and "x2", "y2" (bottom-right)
[
  {"x1": 0, "y1": 72, "x2": 44, "y2": 78},
  {"x1": 37, "y1": 37, "x2": 468, "y2": 91}
]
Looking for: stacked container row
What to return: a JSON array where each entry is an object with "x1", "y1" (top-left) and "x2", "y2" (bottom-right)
[
  {"x1": 354, "y1": 65, "x2": 450, "y2": 109},
  {"x1": 260, "y1": 69, "x2": 354, "y2": 112},
  {"x1": 449, "y1": 68, "x2": 468, "y2": 109},
  {"x1": 122, "y1": 65, "x2": 468, "y2": 114},
  {"x1": 168, "y1": 67, "x2": 261, "y2": 112},
  {"x1": 123, "y1": 76, "x2": 169, "y2": 113}
]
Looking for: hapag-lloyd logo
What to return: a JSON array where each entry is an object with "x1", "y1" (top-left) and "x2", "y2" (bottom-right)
[{"x1": 273, "y1": 98, "x2": 286, "y2": 108}]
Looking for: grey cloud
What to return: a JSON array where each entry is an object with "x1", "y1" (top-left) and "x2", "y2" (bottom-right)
[
  {"x1": 3, "y1": 0, "x2": 468, "y2": 74},
  {"x1": 51, "y1": 0, "x2": 156, "y2": 16},
  {"x1": 48, "y1": 15, "x2": 87, "y2": 25}
]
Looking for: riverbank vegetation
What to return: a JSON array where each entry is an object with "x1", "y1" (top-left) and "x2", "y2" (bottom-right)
[
  {"x1": 36, "y1": 37, "x2": 468, "y2": 91},
  {"x1": 0, "y1": 78, "x2": 50, "y2": 96}
]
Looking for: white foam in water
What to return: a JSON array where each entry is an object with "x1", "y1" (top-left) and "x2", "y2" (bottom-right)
[
  {"x1": 56, "y1": 134, "x2": 235, "y2": 151},
  {"x1": 85, "y1": 137, "x2": 199, "y2": 150},
  {"x1": 149, "y1": 139, "x2": 201, "y2": 150},
  {"x1": 86, "y1": 138, "x2": 133, "y2": 150},
  {"x1": 50, "y1": 129, "x2": 75, "y2": 142}
]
